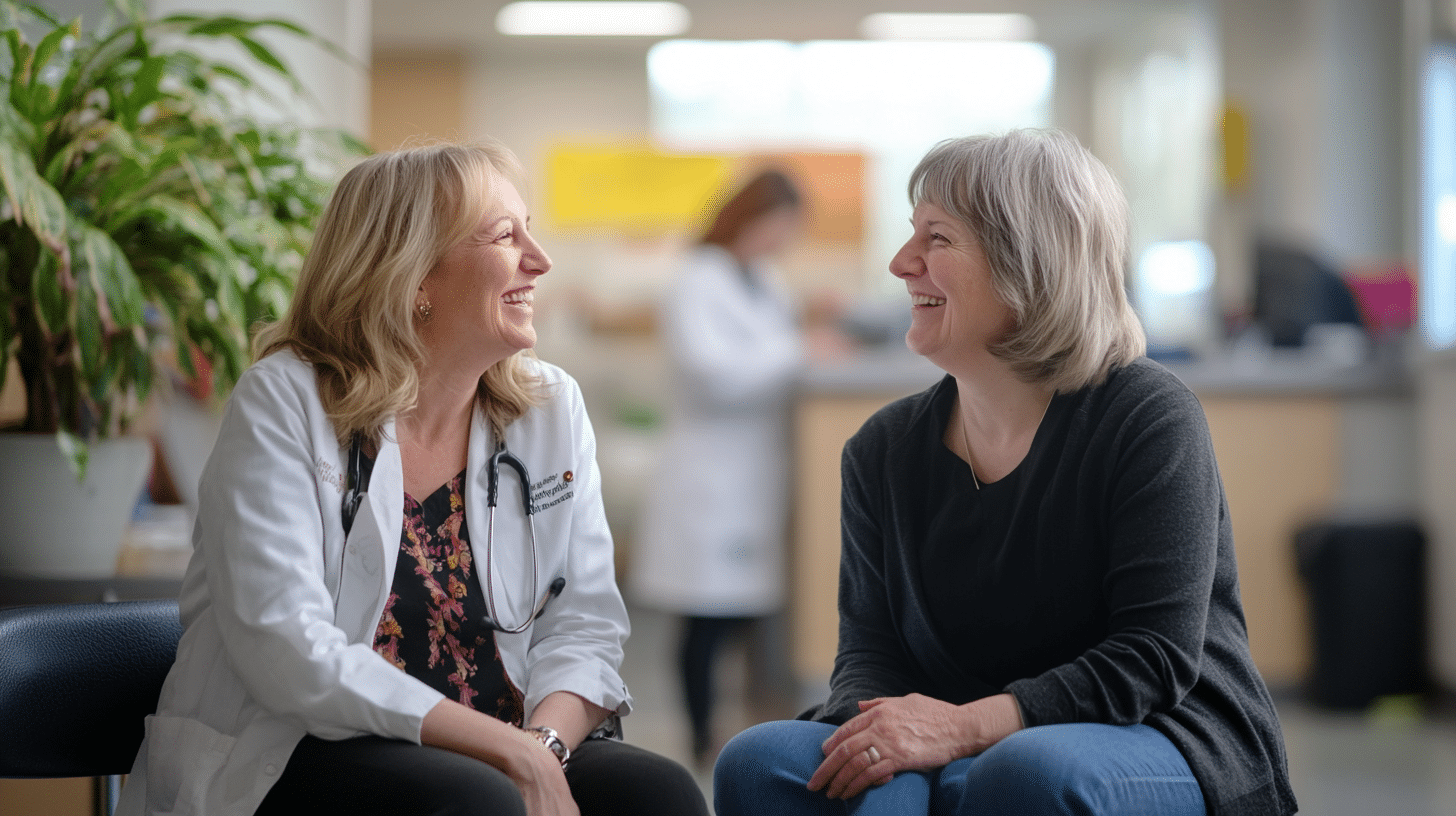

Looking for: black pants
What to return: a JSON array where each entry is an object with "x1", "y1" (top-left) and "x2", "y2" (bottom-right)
[
  {"x1": 679, "y1": 615, "x2": 753, "y2": 760},
  {"x1": 255, "y1": 734, "x2": 708, "y2": 816}
]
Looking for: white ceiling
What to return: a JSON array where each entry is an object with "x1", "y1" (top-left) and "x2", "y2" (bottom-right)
[{"x1": 369, "y1": 0, "x2": 1182, "y2": 57}]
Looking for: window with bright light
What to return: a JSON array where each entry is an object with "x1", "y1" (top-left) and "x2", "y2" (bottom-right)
[
  {"x1": 1135, "y1": 240, "x2": 1216, "y2": 356},
  {"x1": 648, "y1": 40, "x2": 1052, "y2": 150},
  {"x1": 1422, "y1": 44, "x2": 1456, "y2": 351},
  {"x1": 647, "y1": 39, "x2": 1054, "y2": 288}
]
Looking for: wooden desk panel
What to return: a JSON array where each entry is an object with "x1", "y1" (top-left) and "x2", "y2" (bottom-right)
[
  {"x1": 0, "y1": 778, "x2": 92, "y2": 816},
  {"x1": 790, "y1": 395, "x2": 901, "y2": 682},
  {"x1": 1200, "y1": 396, "x2": 1339, "y2": 687}
]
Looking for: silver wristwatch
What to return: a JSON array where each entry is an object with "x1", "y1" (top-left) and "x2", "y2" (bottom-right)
[{"x1": 524, "y1": 725, "x2": 570, "y2": 768}]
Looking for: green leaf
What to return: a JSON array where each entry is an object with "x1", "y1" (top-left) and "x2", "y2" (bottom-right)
[
  {"x1": 179, "y1": 15, "x2": 310, "y2": 41},
  {"x1": 44, "y1": 111, "x2": 125, "y2": 185},
  {"x1": 30, "y1": 248, "x2": 68, "y2": 338},
  {"x1": 27, "y1": 23, "x2": 72, "y2": 89},
  {"x1": 139, "y1": 195, "x2": 231, "y2": 257},
  {"x1": 79, "y1": 223, "x2": 145, "y2": 329},
  {"x1": 335, "y1": 130, "x2": 373, "y2": 158},
  {"x1": 67, "y1": 24, "x2": 147, "y2": 114},
  {"x1": 118, "y1": 54, "x2": 165, "y2": 128},
  {"x1": 127, "y1": 327, "x2": 152, "y2": 414},
  {"x1": 48, "y1": 60, "x2": 83, "y2": 125},
  {"x1": 74, "y1": 272, "x2": 101, "y2": 379},
  {"x1": 55, "y1": 428, "x2": 88, "y2": 482},
  {"x1": 6, "y1": 51, "x2": 32, "y2": 118},
  {"x1": 12, "y1": 3, "x2": 67, "y2": 30},
  {"x1": 110, "y1": 0, "x2": 148, "y2": 24},
  {"x1": 0, "y1": 124, "x2": 67, "y2": 244},
  {"x1": 231, "y1": 34, "x2": 287, "y2": 76},
  {"x1": 0, "y1": 98, "x2": 33, "y2": 153},
  {"x1": 208, "y1": 62, "x2": 249, "y2": 87},
  {"x1": 92, "y1": 330, "x2": 124, "y2": 406},
  {"x1": 3, "y1": 26, "x2": 27, "y2": 87}
]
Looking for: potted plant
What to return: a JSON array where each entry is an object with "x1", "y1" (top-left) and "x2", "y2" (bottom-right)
[{"x1": 0, "y1": 0, "x2": 363, "y2": 576}]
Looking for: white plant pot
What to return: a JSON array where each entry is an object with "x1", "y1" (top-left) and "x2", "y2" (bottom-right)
[{"x1": 0, "y1": 435, "x2": 153, "y2": 578}]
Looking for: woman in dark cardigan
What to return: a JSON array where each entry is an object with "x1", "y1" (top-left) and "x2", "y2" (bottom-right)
[{"x1": 714, "y1": 128, "x2": 1296, "y2": 816}]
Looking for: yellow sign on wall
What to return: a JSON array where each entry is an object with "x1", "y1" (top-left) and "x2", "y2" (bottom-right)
[
  {"x1": 1221, "y1": 102, "x2": 1250, "y2": 192},
  {"x1": 547, "y1": 146, "x2": 732, "y2": 234}
]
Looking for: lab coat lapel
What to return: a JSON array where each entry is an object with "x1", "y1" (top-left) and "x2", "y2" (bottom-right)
[{"x1": 335, "y1": 418, "x2": 404, "y2": 643}]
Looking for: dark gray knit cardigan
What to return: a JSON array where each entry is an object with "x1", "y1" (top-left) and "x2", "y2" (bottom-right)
[{"x1": 811, "y1": 358, "x2": 1296, "y2": 816}]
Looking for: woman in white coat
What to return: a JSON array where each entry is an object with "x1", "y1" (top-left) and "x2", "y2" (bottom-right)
[
  {"x1": 632, "y1": 170, "x2": 807, "y2": 768},
  {"x1": 117, "y1": 142, "x2": 707, "y2": 816}
]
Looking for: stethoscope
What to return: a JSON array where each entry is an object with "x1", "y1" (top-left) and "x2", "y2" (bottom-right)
[{"x1": 342, "y1": 434, "x2": 565, "y2": 634}]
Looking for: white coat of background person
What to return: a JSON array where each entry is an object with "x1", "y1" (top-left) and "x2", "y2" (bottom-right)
[{"x1": 632, "y1": 169, "x2": 810, "y2": 767}]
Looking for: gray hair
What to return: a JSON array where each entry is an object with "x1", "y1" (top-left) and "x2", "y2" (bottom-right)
[{"x1": 908, "y1": 128, "x2": 1145, "y2": 392}]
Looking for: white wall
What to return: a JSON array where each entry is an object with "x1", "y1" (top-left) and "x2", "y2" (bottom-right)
[
  {"x1": 1420, "y1": 356, "x2": 1456, "y2": 686},
  {"x1": 148, "y1": 0, "x2": 371, "y2": 135},
  {"x1": 1406, "y1": 0, "x2": 1456, "y2": 690},
  {"x1": 463, "y1": 47, "x2": 668, "y2": 309},
  {"x1": 1324, "y1": 0, "x2": 1404, "y2": 265},
  {"x1": 1220, "y1": 0, "x2": 1403, "y2": 269}
]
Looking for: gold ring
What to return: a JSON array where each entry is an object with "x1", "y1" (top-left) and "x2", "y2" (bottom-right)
[{"x1": 865, "y1": 745, "x2": 881, "y2": 764}]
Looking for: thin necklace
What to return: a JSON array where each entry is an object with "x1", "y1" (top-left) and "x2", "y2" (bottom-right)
[
  {"x1": 958, "y1": 415, "x2": 981, "y2": 491},
  {"x1": 958, "y1": 394, "x2": 1054, "y2": 491}
]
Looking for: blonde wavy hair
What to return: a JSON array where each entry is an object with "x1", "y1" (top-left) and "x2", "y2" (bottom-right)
[
  {"x1": 252, "y1": 140, "x2": 545, "y2": 445},
  {"x1": 908, "y1": 128, "x2": 1146, "y2": 392}
]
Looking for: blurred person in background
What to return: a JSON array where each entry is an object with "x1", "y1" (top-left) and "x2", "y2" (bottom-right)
[
  {"x1": 118, "y1": 141, "x2": 707, "y2": 816},
  {"x1": 714, "y1": 129, "x2": 1295, "y2": 816},
  {"x1": 631, "y1": 169, "x2": 809, "y2": 770}
]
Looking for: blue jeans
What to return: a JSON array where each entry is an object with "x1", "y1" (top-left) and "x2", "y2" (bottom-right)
[{"x1": 714, "y1": 720, "x2": 1206, "y2": 816}]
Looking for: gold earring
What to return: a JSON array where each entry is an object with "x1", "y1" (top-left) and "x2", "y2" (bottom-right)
[{"x1": 417, "y1": 300, "x2": 432, "y2": 321}]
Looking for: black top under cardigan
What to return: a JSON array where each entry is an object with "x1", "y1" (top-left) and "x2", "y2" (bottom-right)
[{"x1": 812, "y1": 357, "x2": 1296, "y2": 816}]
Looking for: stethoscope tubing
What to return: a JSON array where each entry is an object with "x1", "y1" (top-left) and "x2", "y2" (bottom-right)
[
  {"x1": 341, "y1": 434, "x2": 565, "y2": 633},
  {"x1": 485, "y1": 445, "x2": 545, "y2": 634}
]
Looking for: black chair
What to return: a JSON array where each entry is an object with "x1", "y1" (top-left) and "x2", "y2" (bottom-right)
[{"x1": 0, "y1": 600, "x2": 182, "y2": 816}]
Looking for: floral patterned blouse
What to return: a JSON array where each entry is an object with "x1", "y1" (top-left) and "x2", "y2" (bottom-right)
[{"x1": 370, "y1": 461, "x2": 525, "y2": 725}]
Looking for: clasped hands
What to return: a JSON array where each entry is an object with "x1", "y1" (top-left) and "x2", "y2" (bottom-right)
[{"x1": 806, "y1": 692, "x2": 1023, "y2": 801}]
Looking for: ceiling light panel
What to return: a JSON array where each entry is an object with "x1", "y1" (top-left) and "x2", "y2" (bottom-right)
[
  {"x1": 496, "y1": 1, "x2": 691, "y2": 37},
  {"x1": 859, "y1": 12, "x2": 1036, "y2": 41}
]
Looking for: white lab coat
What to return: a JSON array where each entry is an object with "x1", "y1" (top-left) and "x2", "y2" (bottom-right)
[
  {"x1": 117, "y1": 350, "x2": 631, "y2": 816},
  {"x1": 631, "y1": 245, "x2": 806, "y2": 617}
]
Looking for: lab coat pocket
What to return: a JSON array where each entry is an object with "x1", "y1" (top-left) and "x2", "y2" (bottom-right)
[{"x1": 143, "y1": 714, "x2": 236, "y2": 815}]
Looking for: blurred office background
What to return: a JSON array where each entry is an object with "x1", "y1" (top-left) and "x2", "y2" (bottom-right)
[{"x1": 5, "y1": 0, "x2": 1456, "y2": 813}]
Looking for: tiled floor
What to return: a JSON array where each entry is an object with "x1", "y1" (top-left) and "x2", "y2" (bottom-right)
[
  {"x1": 1278, "y1": 694, "x2": 1456, "y2": 815},
  {"x1": 617, "y1": 603, "x2": 791, "y2": 807},
  {"x1": 618, "y1": 602, "x2": 1456, "y2": 815}
]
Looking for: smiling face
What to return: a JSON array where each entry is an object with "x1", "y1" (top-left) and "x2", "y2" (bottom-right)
[
  {"x1": 889, "y1": 201, "x2": 1014, "y2": 369},
  {"x1": 418, "y1": 170, "x2": 551, "y2": 372}
]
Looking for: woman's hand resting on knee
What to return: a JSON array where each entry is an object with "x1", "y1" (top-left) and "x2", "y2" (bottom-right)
[
  {"x1": 421, "y1": 700, "x2": 579, "y2": 816},
  {"x1": 807, "y1": 692, "x2": 1025, "y2": 800},
  {"x1": 506, "y1": 745, "x2": 579, "y2": 816}
]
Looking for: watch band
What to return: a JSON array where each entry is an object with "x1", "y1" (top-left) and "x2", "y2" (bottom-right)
[{"x1": 524, "y1": 725, "x2": 570, "y2": 768}]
